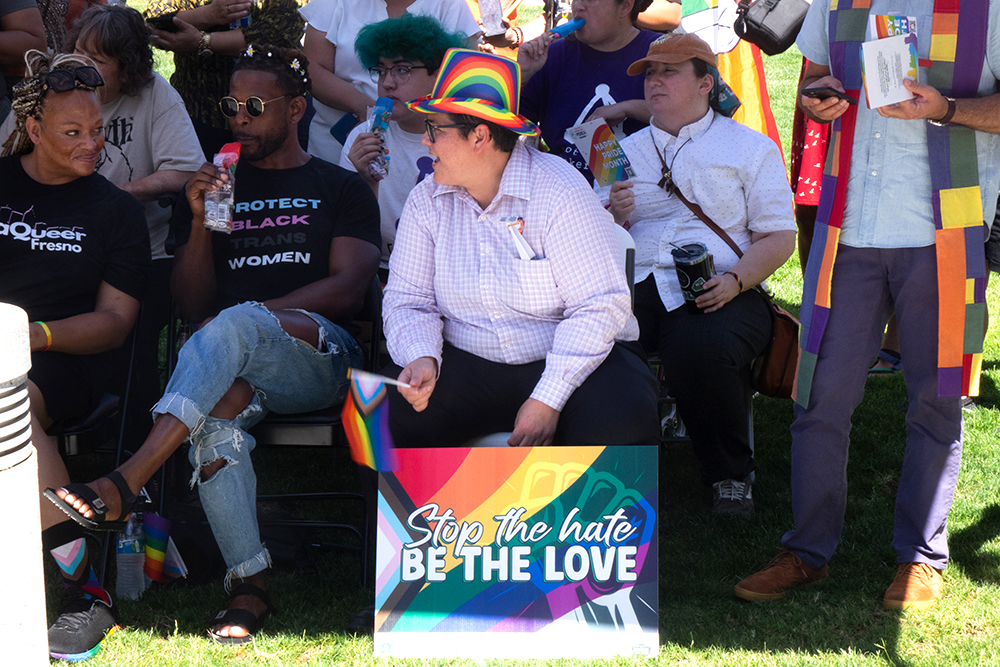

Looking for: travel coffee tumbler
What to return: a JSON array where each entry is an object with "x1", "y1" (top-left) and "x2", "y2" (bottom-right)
[{"x1": 671, "y1": 243, "x2": 715, "y2": 314}]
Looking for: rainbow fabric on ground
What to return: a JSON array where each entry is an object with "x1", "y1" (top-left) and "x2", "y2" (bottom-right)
[
  {"x1": 143, "y1": 513, "x2": 169, "y2": 582},
  {"x1": 143, "y1": 513, "x2": 187, "y2": 582},
  {"x1": 795, "y1": 0, "x2": 987, "y2": 405},
  {"x1": 342, "y1": 369, "x2": 399, "y2": 471}
]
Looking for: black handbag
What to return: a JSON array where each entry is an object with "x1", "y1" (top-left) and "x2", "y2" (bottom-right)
[{"x1": 734, "y1": 0, "x2": 811, "y2": 56}]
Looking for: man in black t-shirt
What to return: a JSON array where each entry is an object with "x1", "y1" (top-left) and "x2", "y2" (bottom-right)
[{"x1": 48, "y1": 46, "x2": 380, "y2": 644}]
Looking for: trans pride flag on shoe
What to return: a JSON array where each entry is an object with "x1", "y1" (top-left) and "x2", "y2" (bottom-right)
[{"x1": 342, "y1": 369, "x2": 400, "y2": 471}]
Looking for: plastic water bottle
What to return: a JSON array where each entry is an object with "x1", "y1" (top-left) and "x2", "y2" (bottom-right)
[
  {"x1": 230, "y1": 0, "x2": 253, "y2": 30},
  {"x1": 115, "y1": 514, "x2": 145, "y2": 600},
  {"x1": 203, "y1": 143, "x2": 240, "y2": 233}
]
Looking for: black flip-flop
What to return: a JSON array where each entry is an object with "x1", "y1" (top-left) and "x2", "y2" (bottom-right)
[
  {"x1": 208, "y1": 583, "x2": 272, "y2": 645},
  {"x1": 43, "y1": 470, "x2": 139, "y2": 532}
]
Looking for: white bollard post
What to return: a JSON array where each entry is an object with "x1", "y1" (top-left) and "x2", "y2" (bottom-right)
[{"x1": 0, "y1": 303, "x2": 49, "y2": 665}]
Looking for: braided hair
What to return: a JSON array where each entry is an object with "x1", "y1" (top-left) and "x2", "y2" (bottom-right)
[
  {"x1": 234, "y1": 44, "x2": 311, "y2": 99},
  {"x1": 2, "y1": 50, "x2": 98, "y2": 157}
]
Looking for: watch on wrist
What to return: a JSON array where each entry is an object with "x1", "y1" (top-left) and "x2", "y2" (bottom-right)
[
  {"x1": 928, "y1": 96, "x2": 956, "y2": 126},
  {"x1": 198, "y1": 31, "x2": 213, "y2": 57}
]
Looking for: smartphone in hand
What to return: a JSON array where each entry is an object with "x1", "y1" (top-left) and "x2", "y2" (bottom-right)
[
  {"x1": 802, "y1": 86, "x2": 858, "y2": 105},
  {"x1": 147, "y1": 12, "x2": 180, "y2": 33}
]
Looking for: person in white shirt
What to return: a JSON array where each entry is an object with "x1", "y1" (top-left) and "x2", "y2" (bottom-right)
[
  {"x1": 602, "y1": 33, "x2": 795, "y2": 513},
  {"x1": 383, "y1": 48, "x2": 659, "y2": 448},
  {"x1": 339, "y1": 13, "x2": 466, "y2": 273}
]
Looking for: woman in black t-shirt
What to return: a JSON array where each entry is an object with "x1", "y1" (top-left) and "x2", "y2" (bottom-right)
[{"x1": 0, "y1": 50, "x2": 149, "y2": 661}]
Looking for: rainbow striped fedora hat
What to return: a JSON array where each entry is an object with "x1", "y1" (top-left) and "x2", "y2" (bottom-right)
[{"x1": 406, "y1": 49, "x2": 540, "y2": 136}]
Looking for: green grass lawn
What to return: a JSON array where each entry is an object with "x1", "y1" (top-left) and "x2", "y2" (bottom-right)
[{"x1": 54, "y1": 7, "x2": 1000, "y2": 666}]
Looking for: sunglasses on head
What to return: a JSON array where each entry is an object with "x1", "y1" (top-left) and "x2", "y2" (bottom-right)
[
  {"x1": 39, "y1": 66, "x2": 105, "y2": 93},
  {"x1": 219, "y1": 94, "x2": 290, "y2": 118}
]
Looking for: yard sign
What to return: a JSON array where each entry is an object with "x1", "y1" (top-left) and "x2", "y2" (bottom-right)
[{"x1": 375, "y1": 445, "x2": 658, "y2": 659}]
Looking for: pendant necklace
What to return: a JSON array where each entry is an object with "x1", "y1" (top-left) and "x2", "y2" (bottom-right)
[
  {"x1": 652, "y1": 133, "x2": 691, "y2": 196},
  {"x1": 651, "y1": 114, "x2": 713, "y2": 196}
]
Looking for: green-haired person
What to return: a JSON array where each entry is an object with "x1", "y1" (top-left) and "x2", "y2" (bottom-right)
[{"x1": 339, "y1": 12, "x2": 466, "y2": 274}]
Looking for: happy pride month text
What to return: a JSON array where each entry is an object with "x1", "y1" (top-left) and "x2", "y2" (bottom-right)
[{"x1": 399, "y1": 504, "x2": 640, "y2": 583}]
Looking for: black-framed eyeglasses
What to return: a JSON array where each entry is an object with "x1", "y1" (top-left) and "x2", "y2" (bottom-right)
[
  {"x1": 219, "y1": 94, "x2": 290, "y2": 118},
  {"x1": 39, "y1": 66, "x2": 105, "y2": 93},
  {"x1": 424, "y1": 119, "x2": 472, "y2": 143},
  {"x1": 368, "y1": 64, "x2": 428, "y2": 84}
]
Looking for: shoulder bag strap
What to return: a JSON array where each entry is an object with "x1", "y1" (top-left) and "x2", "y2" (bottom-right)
[
  {"x1": 649, "y1": 138, "x2": 746, "y2": 260},
  {"x1": 672, "y1": 186, "x2": 745, "y2": 260}
]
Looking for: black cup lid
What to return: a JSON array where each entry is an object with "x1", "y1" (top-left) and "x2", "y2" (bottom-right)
[{"x1": 670, "y1": 243, "x2": 706, "y2": 260}]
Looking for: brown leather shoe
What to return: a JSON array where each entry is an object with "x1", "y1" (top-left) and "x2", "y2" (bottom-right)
[
  {"x1": 883, "y1": 562, "x2": 943, "y2": 611},
  {"x1": 734, "y1": 549, "x2": 829, "y2": 601}
]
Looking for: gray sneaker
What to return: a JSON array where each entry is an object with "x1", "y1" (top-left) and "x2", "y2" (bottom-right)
[{"x1": 712, "y1": 478, "x2": 754, "y2": 514}]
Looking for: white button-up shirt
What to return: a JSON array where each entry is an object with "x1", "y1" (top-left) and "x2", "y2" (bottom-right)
[
  {"x1": 599, "y1": 110, "x2": 794, "y2": 312},
  {"x1": 384, "y1": 142, "x2": 639, "y2": 411}
]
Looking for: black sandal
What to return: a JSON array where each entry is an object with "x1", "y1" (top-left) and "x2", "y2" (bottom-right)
[
  {"x1": 207, "y1": 583, "x2": 272, "y2": 645},
  {"x1": 43, "y1": 470, "x2": 139, "y2": 532}
]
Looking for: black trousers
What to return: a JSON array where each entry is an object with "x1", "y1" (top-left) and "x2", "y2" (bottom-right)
[
  {"x1": 111, "y1": 257, "x2": 173, "y2": 449},
  {"x1": 385, "y1": 341, "x2": 660, "y2": 447},
  {"x1": 29, "y1": 351, "x2": 109, "y2": 425},
  {"x1": 634, "y1": 276, "x2": 772, "y2": 484}
]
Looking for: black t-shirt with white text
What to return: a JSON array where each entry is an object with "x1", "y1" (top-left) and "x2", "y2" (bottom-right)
[
  {"x1": 171, "y1": 157, "x2": 381, "y2": 319},
  {"x1": 0, "y1": 155, "x2": 151, "y2": 322}
]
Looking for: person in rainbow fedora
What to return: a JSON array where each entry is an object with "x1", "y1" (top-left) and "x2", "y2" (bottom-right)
[{"x1": 381, "y1": 48, "x2": 659, "y2": 448}]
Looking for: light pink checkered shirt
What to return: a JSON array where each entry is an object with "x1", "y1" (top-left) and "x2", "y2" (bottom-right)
[{"x1": 384, "y1": 142, "x2": 639, "y2": 411}]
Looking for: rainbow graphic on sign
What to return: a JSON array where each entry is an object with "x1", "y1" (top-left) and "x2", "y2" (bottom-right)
[
  {"x1": 375, "y1": 446, "x2": 658, "y2": 659},
  {"x1": 565, "y1": 119, "x2": 636, "y2": 188}
]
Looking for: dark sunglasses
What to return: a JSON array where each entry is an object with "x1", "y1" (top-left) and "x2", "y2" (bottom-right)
[
  {"x1": 39, "y1": 66, "x2": 105, "y2": 93},
  {"x1": 424, "y1": 119, "x2": 472, "y2": 143},
  {"x1": 219, "y1": 94, "x2": 290, "y2": 118}
]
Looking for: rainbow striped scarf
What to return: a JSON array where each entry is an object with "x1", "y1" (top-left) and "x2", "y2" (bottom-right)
[{"x1": 796, "y1": 0, "x2": 989, "y2": 406}]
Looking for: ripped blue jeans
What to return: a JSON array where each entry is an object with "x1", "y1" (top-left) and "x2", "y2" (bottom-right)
[{"x1": 152, "y1": 302, "x2": 361, "y2": 585}]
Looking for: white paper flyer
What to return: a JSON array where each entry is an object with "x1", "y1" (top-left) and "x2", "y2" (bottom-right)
[{"x1": 860, "y1": 33, "x2": 919, "y2": 109}]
